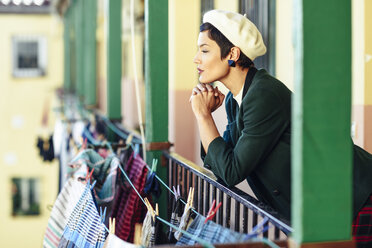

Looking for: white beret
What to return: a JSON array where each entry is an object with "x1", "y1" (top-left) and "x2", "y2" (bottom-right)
[{"x1": 203, "y1": 9, "x2": 266, "y2": 61}]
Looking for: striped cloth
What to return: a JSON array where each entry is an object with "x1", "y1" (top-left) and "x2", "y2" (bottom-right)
[
  {"x1": 111, "y1": 153, "x2": 148, "y2": 243},
  {"x1": 174, "y1": 204, "x2": 195, "y2": 240},
  {"x1": 44, "y1": 178, "x2": 86, "y2": 248},
  {"x1": 103, "y1": 233, "x2": 140, "y2": 248},
  {"x1": 176, "y1": 215, "x2": 246, "y2": 246},
  {"x1": 168, "y1": 197, "x2": 185, "y2": 243},
  {"x1": 353, "y1": 194, "x2": 372, "y2": 248},
  {"x1": 58, "y1": 182, "x2": 106, "y2": 248},
  {"x1": 141, "y1": 211, "x2": 152, "y2": 247}
]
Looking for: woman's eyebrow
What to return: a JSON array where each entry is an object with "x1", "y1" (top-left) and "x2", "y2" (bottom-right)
[{"x1": 199, "y1": 44, "x2": 209, "y2": 48}]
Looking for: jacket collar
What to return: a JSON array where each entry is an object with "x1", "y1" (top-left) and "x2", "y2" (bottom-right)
[{"x1": 242, "y1": 67, "x2": 258, "y2": 98}]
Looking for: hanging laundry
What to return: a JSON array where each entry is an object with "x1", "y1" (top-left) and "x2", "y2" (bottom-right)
[
  {"x1": 94, "y1": 155, "x2": 119, "y2": 203},
  {"x1": 167, "y1": 197, "x2": 185, "y2": 243},
  {"x1": 103, "y1": 233, "x2": 140, "y2": 248},
  {"x1": 176, "y1": 214, "x2": 247, "y2": 246},
  {"x1": 174, "y1": 187, "x2": 196, "y2": 240},
  {"x1": 43, "y1": 178, "x2": 86, "y2": 248},
  {"x1": 144, "y1": 171, "x2": 162, "y2": 198},
  {"x1": 174, "y1": 203, "x2": 197, "y2": 241},
  {"x1": 36, "y1": 134, "x2": 55, "y2": 162},
  {"x1": 111, "y1": 152, "x2": 148, "y2": 243},
  {"x1": 58, "y1": 182, "x2": 106, "y2": 248},
  {"x1": 141, "y1": 210, "x2": 153, "y2": 247}
]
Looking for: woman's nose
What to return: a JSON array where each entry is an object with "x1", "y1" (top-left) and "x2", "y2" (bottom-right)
[{"x1": 193, "y1": 53, "x2": 200, "y2": 64}]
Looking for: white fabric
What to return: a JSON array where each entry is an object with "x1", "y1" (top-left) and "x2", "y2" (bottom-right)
[
  {"x1": 203, "y1": 9, "x2": 266, "y2": 61},
  {"x1": 103, "y1": 233, "x2": 140, "y2": 248},
  {"x1": 233, "y1": 85, "x2": 244, "y2": 108},
  {"x1": 72, "y1": 121, "x2": 85, "y2": 145},
  {"x1": 53, "y1": 118, "x2": 64, "y2": 156},
  {"x1": 141, "y1": 211, "x2": 152, "y2": 247}
]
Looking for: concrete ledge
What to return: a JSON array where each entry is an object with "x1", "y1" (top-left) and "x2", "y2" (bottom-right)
[{"x1": 288, "y1": 238, "x2": 355, "y2": 248}]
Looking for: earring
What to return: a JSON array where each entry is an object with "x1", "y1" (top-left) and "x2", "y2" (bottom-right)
[{"x1": 228, "y1": 60, "x2": 236, "y2": 67}]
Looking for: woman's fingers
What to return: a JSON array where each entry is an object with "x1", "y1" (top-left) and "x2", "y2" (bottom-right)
[
  {"x1": 192, "y1": 87, "x2": 201, "y2": 95},
  {"x1": 197, "y1": 83, "x2": 207, "y2": 92},
  {"x1": 204, "y1": 83, "x2": 214, "y2": 92}
]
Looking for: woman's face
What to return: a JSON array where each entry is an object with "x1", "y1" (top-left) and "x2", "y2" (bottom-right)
[{"x1": 193, "y1": 31, "x2": 229, "y2": 84}]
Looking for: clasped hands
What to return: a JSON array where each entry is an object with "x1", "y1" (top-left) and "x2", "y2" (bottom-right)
[{"x1": 189, "y1": 83, "x2": 225, "y2": 119}]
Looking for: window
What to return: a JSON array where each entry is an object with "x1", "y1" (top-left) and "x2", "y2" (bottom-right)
[
  {"x1": 11, "y1": 178, "x2": 41, "y2": 216},
  {"x1": 240, "y1": 0, "x2": 276, "y2": 74},
  {"x1": 201, "y1": 0, "x2": 214, "y2": 23},
  {"x1": 12, "y1": 36, "x2": 47, "y2": 77}
]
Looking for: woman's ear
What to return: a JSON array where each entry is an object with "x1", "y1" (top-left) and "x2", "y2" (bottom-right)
[{"x1": 229, "y1": 47, "x2": 241, "y2": 61}]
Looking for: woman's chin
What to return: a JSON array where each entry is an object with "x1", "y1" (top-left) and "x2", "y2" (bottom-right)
[{"x1": 199, "y1": 76, "x2": 215, "y2": 84}]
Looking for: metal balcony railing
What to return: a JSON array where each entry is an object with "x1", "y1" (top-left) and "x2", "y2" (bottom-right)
[{"x1": 163, "y1": 151, "x2": 292, "y2": 242}]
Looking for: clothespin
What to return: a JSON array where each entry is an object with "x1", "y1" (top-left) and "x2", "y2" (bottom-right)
[
  {"x1": 82, "y1": 138, "x2": 87, "y2": 150},
  {"x1": 78, "y1": 137, "x2": 87, "y2": 152},
  {"x1": 134, "y1": 223, "x2": 143, "y2": 245},
  {"x1": 172, "y1": 185, "x2": 181, "y2": 200},
  {"x1": 186, "y1": 187, "x2": 194, "y2": 209},
  {"x1": 151, "y1": 158, "x2": 158, "y2": 173},
  {"x1": 90, "y1": 180, "x2": 97, "y2": 189},
  {"x1": 99, "y1": 207, "x2": 107, "y2": 224},
  {"x1": 117, "y1": 139, "x2": 125, "y2": 155},
  {"x1": 126, "y1": 133, "x2": 133, "y2": 147},
  {"x1": 144, "y1": 197, "x2": 157, "y2": 222},
  {"x1": 109, "y1": 217, "x2": 116, "y2": 234},
  {"x1": 84, "y1": 167, "x2": 95, "y2": 182},
  {"x1": 204, "y1": 199, "x2": 222, "y2": 224},
  {"x1": 245, "y1": 216, "x2": 270, "y2": 239}
]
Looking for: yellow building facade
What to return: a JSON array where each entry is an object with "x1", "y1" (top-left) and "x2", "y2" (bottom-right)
[{"x1": 0, "y1": 13, "x2": 63, "y2": 247}]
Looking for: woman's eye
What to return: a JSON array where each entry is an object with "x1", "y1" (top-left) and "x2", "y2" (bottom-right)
[{"x1": 202, "y1": 50, "x2": 208, "y2": 53}]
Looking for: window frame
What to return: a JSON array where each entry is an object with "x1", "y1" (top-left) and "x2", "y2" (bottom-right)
[{"x1": 12, "y1": 35, "x2": 47, "y2": 78}]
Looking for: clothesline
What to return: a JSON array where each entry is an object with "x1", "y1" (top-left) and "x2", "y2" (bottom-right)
[
  {"x1": 113, "y1": 148, "x2": 278, "y2": 248},
  {"x1": 58, "y1": 100, "x2": 279, "y2": 248},
  {"x1": 99, "y1": 115, "x2": 202, "y2": 216}
]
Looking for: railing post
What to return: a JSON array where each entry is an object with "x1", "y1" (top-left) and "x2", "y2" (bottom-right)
[
  {"x1": 291, "y1": 0, "x2": 353, "y2": 247},
  {"x1": 145, "y1": 0, "x2": 168, "y2": 219},
  {"x1": 106, "y1": 0, "x2": 122, "y2": 119}
]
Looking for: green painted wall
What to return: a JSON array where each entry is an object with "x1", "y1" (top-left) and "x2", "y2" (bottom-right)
[{"x1": 292, "y1": 0, "x2": 352, "y2": 244}]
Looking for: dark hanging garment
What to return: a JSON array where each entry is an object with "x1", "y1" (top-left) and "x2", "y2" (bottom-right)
[
  {"x1": 144, "y1": 171, "x2": 162, "y2": 198},
  {"x1": 36, "y1": 135, "x2": 55, "y2": 162},
  {"x1": 167, "y1": 197, "x2": 185, "y2": 243}
]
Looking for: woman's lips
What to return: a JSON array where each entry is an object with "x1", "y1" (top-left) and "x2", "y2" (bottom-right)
[{"x1": 197, "y1": 68, "x2": 204, "y2": 74}]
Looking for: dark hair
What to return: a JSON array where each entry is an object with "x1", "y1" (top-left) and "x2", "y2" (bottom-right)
[{"x1": 200, "y1": 22, "x2": 254, "y2": 68}]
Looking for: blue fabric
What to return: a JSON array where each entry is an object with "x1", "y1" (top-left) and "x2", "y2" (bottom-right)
[
  {"x1": 144, "y1": 171, "x2": 161, "y2": 198},
  {"x1": 176, "y1": 215, "x2": 246, "y2": 246}
]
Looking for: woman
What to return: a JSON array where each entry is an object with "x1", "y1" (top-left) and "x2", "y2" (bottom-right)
[{"x1": 190, "y1": 9, "x2": 372, "y2": 246}]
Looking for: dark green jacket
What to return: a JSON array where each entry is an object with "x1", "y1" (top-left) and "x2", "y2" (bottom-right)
[{"x1": 203, "y1": 68, "x2": 372, "y2": 222}]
